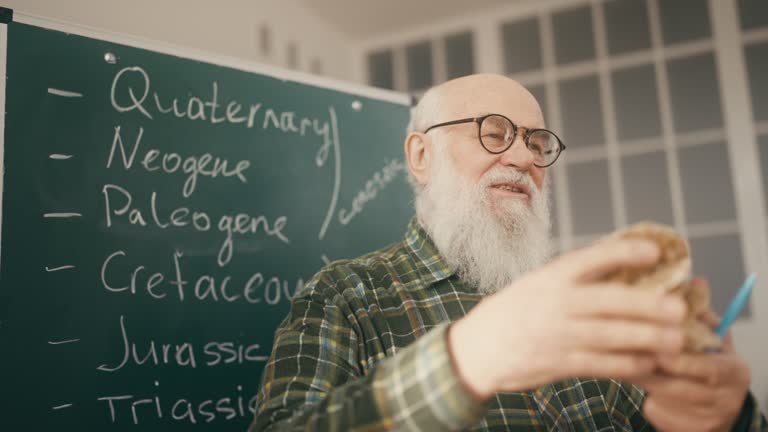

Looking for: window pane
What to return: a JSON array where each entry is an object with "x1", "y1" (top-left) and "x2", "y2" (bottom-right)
[
  {"x1": 552, "y1": 6, "x2": 596, "y2": 65},
  {"x1": 527, "y1": 85, "x2": 548, "y2": 124},
  {"x1": 738, "y1": 0, "x2": 768, "y2": 31},
  {"x1": 745, "y1": 41, "x2": 768, "y2": 122},
  {"x1": 406, "y1": 41, "x2": 433, "y2": 91},
  {"x1": 501, "y1": 17, "x2": 542, "y2": 74},
  {"x1": 659, "y1": 0, "x2": 711, "y2": 45},
  {"x1": 612, "y1": 64, "x2": 662, "y2": 141},
  {"x1": 667, "y1": 53, "x2": 723, "y2": 133},
  {"x1": 559, "y1": 75, "x2": 605, "y2": 149},
  {"x1": 604, "y1": 0, "x2": 651, "y2": 55},
  {"x1": 690, "y1": 234, "x2": 749, "y2": 318},
  {"x1": 759, "y1": 135, "x2": 768, "y2": 214},
  {"x1": 568, "y1": 159, "x2": 615, "y2": 236},
  {"x1": 367, "y1": 50, "x2": 394, "y2": 90},
  {"x1": 548, "y1": 174, "x2": 559, "y2": 238},
  {"x1": 621, "y1": 152, "x2": 674, "y2": 225},
  {"x1": 445, "y1": 32, "x2": 474, "y2": 79},
  {"x1": 678, "y1": 142, "x2": 737, "y2": 224}
]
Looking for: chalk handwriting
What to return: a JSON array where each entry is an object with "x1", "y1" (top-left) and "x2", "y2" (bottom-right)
[
  {"x1": 98, "y1": 381, "x2": 257, "y2": 424},
  {"x1": 318, "y1": 106, "x2": 341, "y2": 240},
  {"x1": 109, "y1": 66, "x2": 333, "y2": 165},
  {"x1": 97, "y1": 315, "x2": 268, "y2": 373},
  {"x1": 107, "y1": 126, "x2": 250, "y2": 198},
  {"x1": 338, "y1": 159, "x2": 406, "y2": 226},
  {"x1": 45, "y1": 265, "x2": 75, "y2": 272},
  {"x1": 48, "y1": 88, "x2": 83, "y2": 98},
  {"x1": 100, "y1": 250, "x2": 304, "y2": 304},
  {"x1": 101, "y1": 185, "x2": 288, "y2": 266}
]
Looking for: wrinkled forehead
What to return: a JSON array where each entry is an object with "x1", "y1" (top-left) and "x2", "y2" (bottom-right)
[{"x1": 436, "y1": 80, "x2": 545, "y2": 129}]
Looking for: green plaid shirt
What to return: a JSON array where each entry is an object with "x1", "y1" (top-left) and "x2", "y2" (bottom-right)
[{"x1": 252, "y1": 219, "x2": 767, "y2": 431}]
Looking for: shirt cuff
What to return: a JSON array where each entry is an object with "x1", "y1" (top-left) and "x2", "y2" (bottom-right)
[{"x1": 372, "y1": 323, "x2": 487, "y2": 431}]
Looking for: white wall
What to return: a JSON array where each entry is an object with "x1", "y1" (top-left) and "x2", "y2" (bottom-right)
[{"x1": 2, "y1": 0, "x2": 351, "y2": 80}]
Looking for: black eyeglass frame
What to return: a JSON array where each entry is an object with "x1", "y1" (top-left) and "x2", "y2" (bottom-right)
[{"x1": 423, "y1": 113, "x2": 566, "y2": 168}]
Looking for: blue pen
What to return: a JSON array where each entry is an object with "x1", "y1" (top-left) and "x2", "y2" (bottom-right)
[{"x1": 715, "y1": 273, "x2": 757, "y2": 339}]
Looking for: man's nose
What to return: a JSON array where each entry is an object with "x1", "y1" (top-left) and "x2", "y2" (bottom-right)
[{"x1": 498, "y1": 132, "x2": 535, "y2": 170}]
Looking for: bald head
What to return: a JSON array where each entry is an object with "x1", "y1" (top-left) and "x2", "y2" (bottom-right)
[{"x1": 407, "y1": 74, "x2": 545, "y2": 135}]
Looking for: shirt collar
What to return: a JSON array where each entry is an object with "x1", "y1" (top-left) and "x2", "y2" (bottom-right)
[{"x1": 403, "y1": 217, "x2": 455, "y2": 285}]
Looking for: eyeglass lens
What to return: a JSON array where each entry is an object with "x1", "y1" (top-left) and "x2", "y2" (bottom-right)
[{"x1": 479, "y1": 114, "x2": 561, "y2": 166}]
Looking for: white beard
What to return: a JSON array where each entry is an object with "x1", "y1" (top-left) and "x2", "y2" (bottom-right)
[{"x1": 415, "y1": 147, "x2": 553, "y2": 295}]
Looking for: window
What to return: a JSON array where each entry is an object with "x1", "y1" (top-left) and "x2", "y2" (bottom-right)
[
  {"x1": 678, "y1": 142, "x2": 737, "y2": 224},
  {"x1": 559, "y1": 75, "x2": 605, "y2": 149},
  {"x1": 667, "y1": 53, "x2": 724, "y2": 133},
  {"x1": 738, "y1": 0, "x2": 768, "y2": 31},
  {"x1": 621, "y1": 152, "x2": 674, "y2": 225},
  {"x1": 367, "y1": 49, "x2": 394, "y2": 90},
  {"x1": 552, "y1": 6, "x2": 596, "y2": 65},
  {"x1": 659, "y1": 0, "x2": 711, "y2": 45},
  {"x1": 604, "y1": 0, "x2": 651, "y2": 55},
  {"x1": 501, "y1": 17, "x2": 542, "y2": 74},
  {"x1": 690, "y1": 234, "x2": 748, "y2": 315},
  {"x1": 612, "y1": 64, "x2": 662, "y2": 141},
  {"x1": 406, "y1": 40, "x2": 434, "y2": 91},
  {"x1": 758, "y1": 136, "x2": 768, "y2": 214},
  {"x1": 444, "y1": 31, "x2": 474, "y2": 79},
  {"x1": 568, "y1": 159, "x2": 615, "y2": 236},
  {"x1": 745, "y1": 42, "x2": 768, "y2": 122}
]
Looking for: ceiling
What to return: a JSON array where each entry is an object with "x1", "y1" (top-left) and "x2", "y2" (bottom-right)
[{"x1": 297, "y1": 0, "x2": 522, "y2": 37}]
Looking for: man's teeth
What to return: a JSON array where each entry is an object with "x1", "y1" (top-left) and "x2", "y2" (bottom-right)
[{"x1": 497, "y1": 185, "x2": 524, "y2": 193}]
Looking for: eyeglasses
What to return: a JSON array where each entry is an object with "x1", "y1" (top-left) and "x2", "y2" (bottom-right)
[{"x1": 423, "y1": 113, "x2": 566, "y2": 168}]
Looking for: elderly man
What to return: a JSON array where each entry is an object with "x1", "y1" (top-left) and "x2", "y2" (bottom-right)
[{"x1": 252, "y1": 74, "x2": 767, "y2": 431}]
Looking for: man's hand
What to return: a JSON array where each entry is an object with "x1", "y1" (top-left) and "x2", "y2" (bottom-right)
[
  {"x1": 448, "y1": 237, "x2": 689, "y2": 400},
  {"x1": 637, "y1": 302, "x2": 752, "y2": 432}
]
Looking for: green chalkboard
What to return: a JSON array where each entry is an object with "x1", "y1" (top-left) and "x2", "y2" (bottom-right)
[{"x1": 0, "y1": 19, "x2": 411, "y2": 430}]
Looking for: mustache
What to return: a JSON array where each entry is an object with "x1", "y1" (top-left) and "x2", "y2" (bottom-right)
[{"x1": 478, "y1": 168, "x2": 539, "y2": 196}]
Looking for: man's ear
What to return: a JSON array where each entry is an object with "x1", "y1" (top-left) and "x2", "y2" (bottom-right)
[{"x1": 405, "y1": 132, "x2": 432, "y2": 186}]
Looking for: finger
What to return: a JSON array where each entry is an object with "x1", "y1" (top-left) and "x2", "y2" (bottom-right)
[
  {"x1": 657, "y1": 353, "x2": 733, "y2": 385},
  {"x1": 698, "y1": 307, "x2": 720, "y2": 329},
  {"x1": 566, "y1": 320, "x2": 684, "y2": 354},
  {"x1": 697, "y1": 308, "x2": 737, "y2": 351},
  {"x1": 554, "y1": 238, "x2": 660, "y2": 282},
  {"x1": 687, "y1": 277, "x2": 712, "y2": 316},
  {"x1": 722, "y1": 331, "x2": 735, "y2": 351},
  {"x1": 643, "y1": 395, "x2": 722, "y2": 431},
  {"x1": 563, "y1": 351, "x2": 657, "y2": 381},
  {"x1": 696, "y1": 308, "x2": 736, "y2": 351},
  {"x1": 634, "y1": 375, "x2": 718, "y2": 406},
  {"x1": 570, "y1": 286, "x2": 687, "y2": 325}
]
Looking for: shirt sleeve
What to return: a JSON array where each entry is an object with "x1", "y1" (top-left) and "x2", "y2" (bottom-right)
[
  {"x1": 605, "y1": 381, "x2": 657, "y2": 431},
  {"x1": 249, "y1": 277, "x2": 486, "y2": 431},
  {"x1": 731, "y1": 392, "x2": 768, "y2": 431}
]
